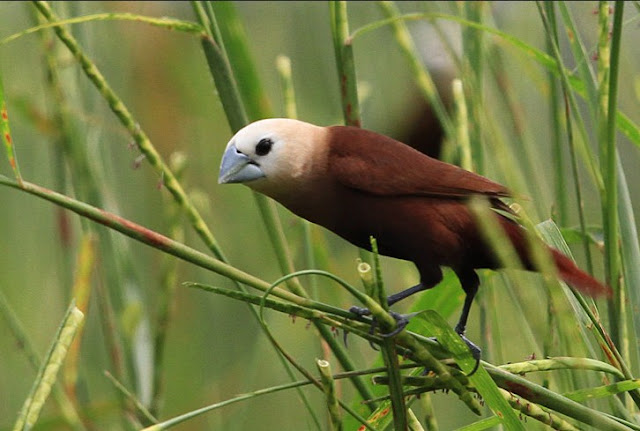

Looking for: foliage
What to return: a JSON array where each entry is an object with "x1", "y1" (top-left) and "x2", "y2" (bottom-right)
[{"x1": 1, "y1": 2, "x2": 639, "y2": 430}]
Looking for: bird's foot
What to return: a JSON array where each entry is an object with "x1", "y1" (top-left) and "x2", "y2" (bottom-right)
[
  {"x1": 428, "y1": 332, "x2": 481, "y2": 376},
  {"x1": 458, "y1": 333, "x2": 481, "y2": 363},
  {"x1": 349, "y1": 306, "x2": 410, "y2": 338},
  {"x1": 380, "y1": 311, "x2": 410, "y2": 337}
]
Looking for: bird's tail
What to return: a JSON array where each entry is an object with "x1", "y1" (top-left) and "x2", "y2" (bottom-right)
[
  {"x1": 500, "y1": 219, "x2": 610, "y2": 297},
  {"x1": 550, "y1": 248, "x2": 611, "y2": 297}
]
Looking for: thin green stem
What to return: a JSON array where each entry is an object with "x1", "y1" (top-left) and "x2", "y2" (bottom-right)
[
  {"x1": 0, "y1": 12, "x2": 202, "y2": 46},
  {"x1": 460, "y1": 1, "x2": 486, "y2": 174},
  {"x1": 330, "y1": 1, "x2": 361, "y2": 128},
  {"x1": 317, "y1": 360, "x2": 343, "y2": 431},
  {"x1": 601, "y1": 0, "x2": 623, "y2": 346},
  {"x1": 370, "y1": 239, "x2": 407, "y2": 430},
  {"x1": 545, "y1": 3, "x2": 568, "y2": 226},
  {"x1": 150, "y1": 153, "x2": 186, "y2": 417}
]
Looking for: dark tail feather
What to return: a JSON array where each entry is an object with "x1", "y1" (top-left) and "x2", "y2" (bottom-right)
[
  {"x1": 499, "y1": 219, "x2": 610, "y2": 297},
  {"x1": 550, "y1": 248, "x2": 611, "y2": 297}
]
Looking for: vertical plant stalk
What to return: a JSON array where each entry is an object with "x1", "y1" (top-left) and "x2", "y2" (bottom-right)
[
  {"x1": 211, "y1": 1, "x2": 272, "y2": 121},
  {"x1": 64, "y1": 234, "x2": 96, "y2": 401},
  {"x1": 330, "y1": 1, "x2": 372, "y2": 271},
  {"x1": 596, "y1": 0, "x2": 622, "y2": 346},
  {"x1": 330, "y1": 1, "x2": 361, "y2": 127},
  {"x1": 369, "y1": 239, "x2": 408, "y2": 430},
  {"x1": 417, "y1": 392, "x2": 438, "y2": 431},
  {"x1": 453, "y1": 79, "x2": 471, "y2": 172},
  {"x1": 460, "y1": 1, "x2": 486, "y2": 174},
  {"x1": 276, "y1": 55, "x2": 299, "y2": 120},
  {"x1": 616, "y1": 155, "x2": 640, "y2": 379},
  {"x1": 537, "y1": 4, "x2": 596, "y2": 389},
  {"x1": 555, "y1": 2, "x2": 603, "y2": 191},
  {"x1": 538, "y1": 3, "x2": 621, "y2": 360},
  {"x1": 599, "y1": 4, "x2": 640, "y2": 409},
  {"x1": 197, "y1": 1, "x2": 316, "y2": 301},
  {"x1": 317, "y1": 360, "x2": 343, "y2": 431},
  {"x1": 544, "y1": 4, "x2": 568, "y2": 225},
  {"x1": 150, "y1": 152, "x2": 187, "y2": 417}
]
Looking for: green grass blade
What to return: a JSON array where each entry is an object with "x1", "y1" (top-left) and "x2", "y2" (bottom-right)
[
  {"x1": 104, "y1": 371, "x2": 157, "y2": 426},
  {"x1": 616, "y1": 155, "x2": 640, "y2": 376},
  {"x1": 211, "y1": 1, "x2": 271, "y2": 121},
  {"x1": 452, "y1": 417, "x2": 500, "y2": 431},
  {"x1": 0, "y1": 71, "x2": 22, "y2": 184},
  {"x1": 0, "y1": 12, "x2": 202, "y2": 46},
  {"x1": 13, "y1": 302, "x2": 84, "y2": 431},
  {"x1": 151, "y1": 153, "x2": 186, "y2": 417},
  {"x1": 598, "y1": 0, "x2": 623, "y2": 348}
]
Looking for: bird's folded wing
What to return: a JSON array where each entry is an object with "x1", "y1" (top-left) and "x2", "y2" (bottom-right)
[{"x1": 328, "y1": 126, "x2": 511, "y2": 199}]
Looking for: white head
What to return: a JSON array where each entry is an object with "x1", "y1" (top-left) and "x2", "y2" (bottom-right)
[{"x1": 218, "y1": 118, "x2": 328, "y2": 198}]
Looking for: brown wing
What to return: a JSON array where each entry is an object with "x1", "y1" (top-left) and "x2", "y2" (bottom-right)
[{"x1": 327, "y1": 126, "x2": 511, "y2": 199}]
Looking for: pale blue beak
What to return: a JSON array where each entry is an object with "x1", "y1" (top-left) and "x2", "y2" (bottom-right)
[{"x1": 218, "y1": 143, "x2": 265, "y2": 184}]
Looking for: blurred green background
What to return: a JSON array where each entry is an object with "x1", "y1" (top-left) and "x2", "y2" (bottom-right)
[{"x1": 1, "y1": 2, "x2": 639, "y2": 430}]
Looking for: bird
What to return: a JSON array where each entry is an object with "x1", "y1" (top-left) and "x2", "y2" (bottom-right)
[{"x1": 218, "y1": 118, "x2": 610, "y2": 356}]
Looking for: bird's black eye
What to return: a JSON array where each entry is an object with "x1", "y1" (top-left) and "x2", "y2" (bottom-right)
[{"x1": 255, "y1": 138, "x2": 273, "y2": 156}]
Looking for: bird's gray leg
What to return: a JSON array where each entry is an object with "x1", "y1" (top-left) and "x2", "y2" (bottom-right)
[
  {"x1": 452, "y1": 269, "x2": 481, "y2": 365},
  {"x1": 349, "y1": 268, "x2": 442, "y2": 337},
  {"x1": 349, "y1": 283, "x2": 426, "y2": 317}
]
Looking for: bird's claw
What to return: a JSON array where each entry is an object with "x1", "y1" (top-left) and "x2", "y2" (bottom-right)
[
  {"x1": 428, "y1": 333, "x2": 482, "y2": 376},
  {"x1": 349, "y1": 306, "x2": 410, "y2": 338},
  {"x1": 348, "y1": 305, "x2": 371, "y2": 317},
  {"x1": 458, "y1": 334, "x2": 481, "y2": 361},
  {"x1": 379, "y1": 311, "x2": 409, "y2": 337},
  {"x1": 458, "y1": 333, "x2": 481, "y2": 376}
]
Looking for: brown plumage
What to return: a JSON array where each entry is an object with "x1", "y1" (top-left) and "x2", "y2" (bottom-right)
[{"x1": 218, "y1": 118, "x2": 609, "y2": 348}]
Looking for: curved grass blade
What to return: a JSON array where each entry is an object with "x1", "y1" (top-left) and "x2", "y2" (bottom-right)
[
  {"x1": 0, "y1": 12, "x2": 202, "y2": 46},
  {"x1": 499, "y1": 357, "x2": 624, "y2": 379}
]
